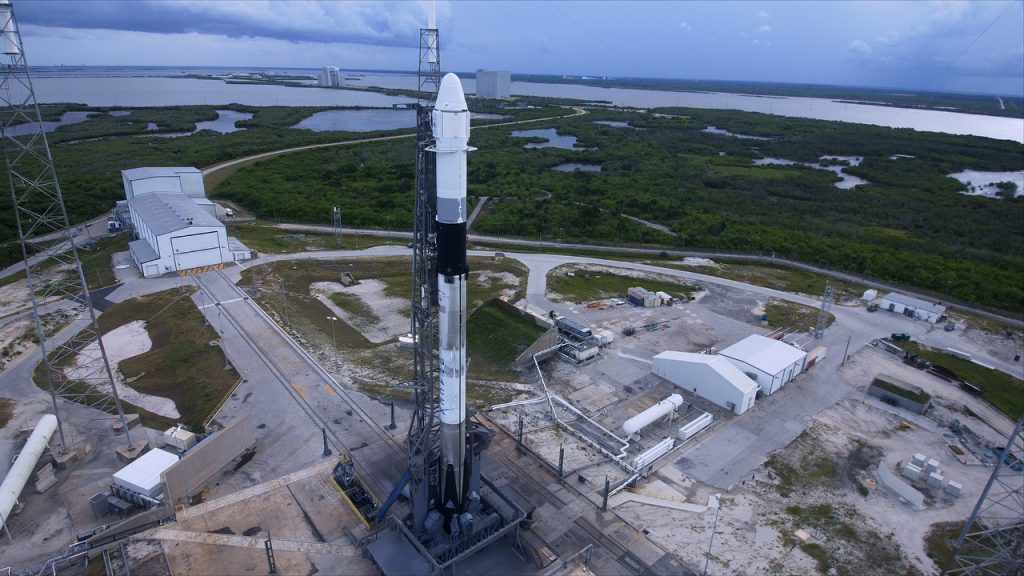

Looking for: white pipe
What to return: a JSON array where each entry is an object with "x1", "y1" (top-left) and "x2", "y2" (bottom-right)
[{"x1": 1, "y1": 414, "x2": 57, "y2": 534}]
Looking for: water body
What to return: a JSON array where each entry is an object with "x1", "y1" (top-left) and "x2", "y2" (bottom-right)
[
  {"x1": 2, "y1": 110, "x2": 92, "y2": 136},
  {"x1": 552, "y1": 163, "x2": 602, "y2": 172},
  {"x1": 594, "y1": 120, "x2": 635, "y2": 128},
  {"x1": 947, "y1": 170, "x2": 1024, "y2": 199},
  {"x1": 29, "y1": 69, "x2": 1024, "y2": 142},
  {"x1": 146, "y1": 109, "x2": 253, "y2": 138},
  {"x1": 703, "y1": 125, "x2": 772, "y2": 140},
  {"x1": 754, "y1": 155, "x2": 869, "y2": 189},
  {"x1": 512, "y1": 128, "x2": 586, "y2": 150},
  {"x1": 293, "y1": 109, "x2": 507, "y2": 132}
]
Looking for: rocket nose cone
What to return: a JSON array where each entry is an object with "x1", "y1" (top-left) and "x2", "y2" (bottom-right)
[{"x1": 435, "y1": 73, "x2": 468, "y2": 112}]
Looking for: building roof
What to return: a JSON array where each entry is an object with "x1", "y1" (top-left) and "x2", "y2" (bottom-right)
[
  {"x1": 130, "y1": 193, "x2": 222, "y2": 237},
  {"x1": 129, "y1": 239, "x2": 158, "y2": 263},
  {"x1": 653, "y1": 351, "x2": 758, "y2": 394},
  {"x1": 121, "y1": 166, "x2": 201, "y2": 181},
  {"x1": 881, "y1": 292, "x2": 946, "y2": 315},
  {"x1": 719, "y1": 334, "x2": 807, "y2": 376},
  {"x1": 113, "y1": 448, "x2": 178, "y2": 492}
]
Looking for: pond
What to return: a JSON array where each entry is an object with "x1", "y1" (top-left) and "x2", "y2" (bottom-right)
[
  {"x1": 703, "y1": 125, "x2": 771, "y2": 140},
  {"x1": 3, "y1": 110, "x2": 93, "y2": 136},
  {"x1": 552, "y1": 163, "x2": 602, "y2": 172},
  {"x1": 146, "y1": 109, "x2": 253, "y2": 138},
  {"x1": 753, "y1": 155, "x2": 869, "y2": 189},
  {"x1": 594, "y1": 120, "x2": 635, "y2": 128},
  {"x1": 947, "y1": 170, "x2": 1023, "y2": 199},
  {"x1": 511, "y1": 128, "x2": 587, "y2": 150}
]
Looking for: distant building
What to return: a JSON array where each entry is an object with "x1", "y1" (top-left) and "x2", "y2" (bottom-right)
[
  {"x1": 877, "y1": 292, "x2": 946, "y2": 323},
  {"x1": 719, "y1": 334, "x2": 807, "y2": 396},
  {"x1": 319, "y1": 66, "x2": 342, "y2": 87},
  {"x1": 475, "y1": 69, "x2": 511, "y2": 99},
  {"x1": 652, "y1": 351, "x2": 758, "y2": 415}
]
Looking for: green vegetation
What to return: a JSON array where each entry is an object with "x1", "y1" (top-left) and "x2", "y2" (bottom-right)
[
  {"x1": 764, "y1": 299, "x2": 833, "y2": 331},
  {"x1": 900, "y1": 341, "x2": 1023, "y2": 419},
  {"x1": 33, "y1": 288, "x2": 238, "y2": 431},
  {"x1": 330, "y1": 292, "x2": 380, "y2": 325},
  {"x1": 466, "y1": 302, "x2": 545, "y2": 380},
  {"x1": 922, "y1": 521, "x2": 1001, "y2": 572},
  {"x1": 0, "y1": 397, "x2": 13, "y2": 429},
  {"x1": 547, "y1": 265, "x2": 695, "y2": 302},
  {"x1": 870, "y1": 376, "x2": 932, "y2": 405},
  {"x1": 209, "y1": 105, "x2": 1023, "y2": 313},
  {"x1": 225, "y1": 222, "x2": 385, "y2": 254},
  {"x1": 665, "y1": 258, "x2": 866, "y2": 299},
  {"x1": 78, "y1": 233, "x2": 129, "y2": 290},
  {"x1": 765, "y1": 432, "x2": 838, "y2": 497}
]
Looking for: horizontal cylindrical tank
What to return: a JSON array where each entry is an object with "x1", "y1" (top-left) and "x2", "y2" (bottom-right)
[
  {"x1": 632, "y1": 437, "x2": 675, "y2": 469},
  {"x1": 678, "y1": 412, "x2": 714, "y2": 440},
  {"x1": 1, "y1": 414, "x2": 57, "y2": 526},
  {"x1": 623, "y1": 394, "x2": 683, "y2": 436}
]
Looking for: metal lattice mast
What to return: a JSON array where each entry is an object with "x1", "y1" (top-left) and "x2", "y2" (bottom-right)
[
  {"x1": 406, "y1": 23, "x2": 441, "y2": 535},
  {"x1": 814, "y1": 281, "x2": 835, "y2": 339},
  {"x1": 0, "y1": 0, "x2": 131, "y2": 450},
  {"x1": 947, "y1": 417, "x2": 1024, "y2": 575},
  {"x1": 331, "y1": 205, "x2": 341, "y2": 248}
]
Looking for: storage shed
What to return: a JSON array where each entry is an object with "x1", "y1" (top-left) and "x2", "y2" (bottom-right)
[
  {"x1": 651, "y1": 351, "x2": 758, "y2": 414},
  {"x1": 719, "y1": 334, "x2": 807, "y2": 396},
  {"x1": 877, "y1": 292, "x2": 946, "y2": 323},
  {"x1": 112, "y1": 448, "x2": 178, "y2": 503}
]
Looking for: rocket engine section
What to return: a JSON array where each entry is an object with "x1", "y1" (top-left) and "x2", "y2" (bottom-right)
[{"x1": 432, "y1": 72, "x2": 473, "y2": 515}]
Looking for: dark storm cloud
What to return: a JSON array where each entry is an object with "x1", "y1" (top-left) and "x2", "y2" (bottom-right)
[{"x1": 15, "y1": 0, "x2": 434, "y2": 47}]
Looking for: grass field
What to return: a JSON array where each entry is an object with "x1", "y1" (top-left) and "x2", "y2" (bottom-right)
[
  {"x1": 330, "y1": 292, "x2": 380, "y2": 324},
  {"x1": 226, "y1": 222, "x2": 386, "y2": 254},
  {"x1": 95, "y1": 287, "x2": 239, "y2": 431},
  {"x1": 547, "y1": 265, "x2": 696, "y2": 302},
  {"x1": 0, "y1": 398, "x2": 12, "y2": 429},
  {"x1": 79, "y1": 233, "x2": 129, "y2": 290},
  {"x1": 467, "y1": 301, "x2": 546, "y2": 381},
  {"x1": 667, "y1": 258, "x2": 867, "y2": 300},
  {"x1": 764, "y1": 299, "x2": 833, "y2": 332},
  {"x1": 901, "y1": 340, "x2": 1023, "y2": 420}
]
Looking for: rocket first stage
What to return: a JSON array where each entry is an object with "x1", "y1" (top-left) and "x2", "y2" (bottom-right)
[{"x1": 432, "y1": 72, "x2": 473, "y2": 514}]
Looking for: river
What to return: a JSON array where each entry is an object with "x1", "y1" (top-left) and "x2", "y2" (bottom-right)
[{"x1": 29, "y1": 68, "x2": 1024, "y2": 143}]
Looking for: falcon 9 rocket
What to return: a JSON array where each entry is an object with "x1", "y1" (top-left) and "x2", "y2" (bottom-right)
[{"x1": 432, "y1": 72, "x2": 472, "y2": 513}]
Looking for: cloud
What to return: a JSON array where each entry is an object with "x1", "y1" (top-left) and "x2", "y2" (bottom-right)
[
  {"x1": 758, "y1": 10, "x2": 770, "y2": 18},
  {"x1": 15, "y1": 0, "x2": 450, "y2": 48},
  {"x1": 679, "y1": 21, "x2": 692, "y2": 32},
  {"x1": 758, "y1": 25, "x2": 771, "y2": 33},
  {"x1": 848, "y1": 40, "x2": 873, "y2": 55}
]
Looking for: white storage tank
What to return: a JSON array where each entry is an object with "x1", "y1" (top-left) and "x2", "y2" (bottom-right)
[{"x1": 623, "y1": 394, "x2": 684, "y2": 437}]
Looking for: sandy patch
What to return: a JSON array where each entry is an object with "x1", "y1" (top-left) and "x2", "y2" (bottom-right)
[
  {"x1": 65, "y1": 320, "x2": 180, "y2": 418},
  {"x1": 0, "y1": 277, "x2": 32, "y2": 317},
  {"x1": 678, "y1": 257, "x2": 720, "y2": 268},
  {"x1": 310, "y1": 280, "x2": 409, "y2": 344}
]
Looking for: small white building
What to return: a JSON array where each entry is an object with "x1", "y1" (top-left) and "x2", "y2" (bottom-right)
[
  {"x1": 719, "y1": 334, "x2": 807, "y2": 396},
  {"x1": 651, "y1": 351, "x2": 758, "y2": 415},
  {"x1": 129, "y1": 193, "x2": 230, "y2": 277},
  {"x1": 877, "y1": 292, "x2": 946, "y2": 323},
  {"x1": 112, "y1": 448, "x2": 178, "y2": 501},
  {"x1": 475, "y1": 69, "x2": 511, "y2": 100}
]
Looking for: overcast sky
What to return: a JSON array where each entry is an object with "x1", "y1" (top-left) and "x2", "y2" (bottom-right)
[{"x1": 15, "y1": 0, "x2": 1024, "y2": 96}]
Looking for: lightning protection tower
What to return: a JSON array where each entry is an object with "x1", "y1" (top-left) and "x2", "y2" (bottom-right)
[
  {"x1": 946, "y1": 417, "x2": 1023, "y2": 575},
  {"x1": 404, "y1": 7, "x2": 442, "y2": 534},
  {"x1": 0, "y1": 0, "x2": 131, "y2": 450},
  {"x1": 331, "y1": 205, "x2": 341, "y2": 248}
]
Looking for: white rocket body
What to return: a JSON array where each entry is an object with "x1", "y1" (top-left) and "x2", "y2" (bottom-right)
[{"x1": 432, "y1": 73, "x2": 471, "y2": 510}]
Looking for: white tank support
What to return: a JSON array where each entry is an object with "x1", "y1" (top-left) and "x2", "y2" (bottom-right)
[
  {"x1": 623, "y1": 394, "x2": 684, "y2": 437},
  {"x1": 0, "y1": 414, "x2": 57, "y2": 533}
]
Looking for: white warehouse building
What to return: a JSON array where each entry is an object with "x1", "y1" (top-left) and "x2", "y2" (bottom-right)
[
  {"x1": 877, "y1": 292, "x2": 946, "y2": 323},
  {"x1": 652, "y1": 351, "x2": 758, "y2": 415},
  {"x1": 719, "y1": 334, "x2": 807, "y2": 396},
  {"x1": 129, "y1": 194, "x2": 230, "y2": 277}
]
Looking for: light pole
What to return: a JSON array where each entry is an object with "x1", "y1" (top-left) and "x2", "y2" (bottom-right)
[
  {"x1": 327, "y1": 316, "x2": 338, "y2": 371},
  {"x1": 703, "y1": 493, "x2": 722, "y2": 576}
]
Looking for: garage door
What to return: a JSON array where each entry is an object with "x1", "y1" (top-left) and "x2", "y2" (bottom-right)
[{"x1": 171, "y1": 231, "x2": 223, "y2": 271}]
